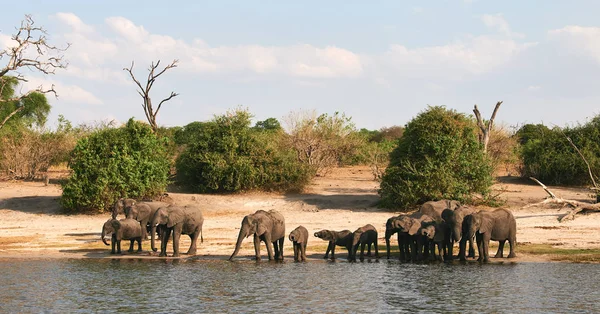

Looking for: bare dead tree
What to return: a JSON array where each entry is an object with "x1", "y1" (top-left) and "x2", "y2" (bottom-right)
[
  {"x1": 123, "y1": 60, "x2": 179, "y2": 132},
  {"x1": 0, "y1": 15, "x2": 69, "y2": 130},
  {"x1": 473, "y1": 101, "x2": 503, "y2": 153}
]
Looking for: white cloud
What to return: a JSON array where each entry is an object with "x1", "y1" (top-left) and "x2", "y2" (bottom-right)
[
  {"x1": 380, "y1": 36, "x2": 534, "y2": 79},
  {"x1": 527, "y1": 85, "x2": 541, "y2": 91},
  {"x1": 54, "y1": 12, "x2": 94, "y2": 34},
  {"x1": 481, "y1": 14, "x2": 525, "y2": 38},
  {"x1": 22, "y1": 77, "x2": 103, "y2": 105},
  {"x1": 105, "y1": 16, "x2": 149, "y2": 42},
  {"x1": 548, "y1": 25, "x2": 600, "y2": 64}
]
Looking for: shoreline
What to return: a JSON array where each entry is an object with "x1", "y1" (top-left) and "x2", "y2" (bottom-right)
[{"x1": 2, "y1": 166, "x2": 600, "y2": 263}]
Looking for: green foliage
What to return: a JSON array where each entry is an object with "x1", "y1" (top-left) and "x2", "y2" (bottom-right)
[
  {"x1": 253, "y1": 117, "x2": 282, "y2": 131},
  {"x1": 176, "y1": 109, "x2": 311, "y2": 193},
  {"x1": 61, "y1": 119, "x2": 170, "y2": 213},
  {"x1": 518, "y1": 118, "x2": 600, "y2": 186},
  {"x1": 379, "y1": 106, "x2": 494, "y2": 209},
  {"x1": 0, "y1": 76, "x2": 51, "y2": 130}
]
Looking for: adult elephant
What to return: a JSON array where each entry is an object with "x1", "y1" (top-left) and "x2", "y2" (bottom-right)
[
  {"x1": 385, "y1": 215, "x2": 412, "y2": 261},
  {"x1": 442, "y1": 205, "x2": 477, "y2": 261},
  {"x1": 229, "y1": 210, "x2": 285, "y2": 261},
  {"x1": 419, "y1": 199, "x2": 460, "y2": 259},
  {"x1": 463, "y1": 208, "x2": 517, "y2": 262},
  {"x1": 112, "y1": 198, "x2": 170, "y2": 219},
  {"x1": 150, "y1": 205, "x2": 204, "y2": 257},
  {"x1": 113, "y1": 198, "x2": 171, "y2": 239}
]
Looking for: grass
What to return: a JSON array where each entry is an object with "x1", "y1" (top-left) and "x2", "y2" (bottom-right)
[{"x1": 518, "y1": 243, "x2": 600, "y2": 263}]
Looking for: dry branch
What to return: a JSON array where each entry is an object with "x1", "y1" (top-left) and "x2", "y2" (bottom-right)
[
  {"x1": 0, "y1": 15, "x2": 68, "y2": 130},
  {"x1": 123, "y1": 59, "x2": 178, "y2": 132},
  {"x1": 523, "y1": 177, "x2": 600, "y2": 222},
  {"x1": 473, "y1": 101, "x2": 502, "y2": 153}
]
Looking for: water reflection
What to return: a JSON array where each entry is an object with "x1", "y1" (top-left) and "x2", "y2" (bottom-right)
[{"x1": 0, "y1": 259, "x2": 599, "y2": 313}]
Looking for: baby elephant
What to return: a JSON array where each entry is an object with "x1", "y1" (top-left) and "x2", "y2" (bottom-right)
[
  {"x1": 289, "y1": 226, "x2": 309, "y2": 262},
  {"x1": 314, "y1": 229, "x2": 354, "y2": 260},
  {"x1": 352, "y1": 224, "x2": 379, "y2": 261},
  {"x1": 101, "y1": 218, "x2": 143, "y2": 254}
]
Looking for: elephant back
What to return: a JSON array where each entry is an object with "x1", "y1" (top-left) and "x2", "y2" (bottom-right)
[
  {"x1": 120, "y1": 218, "x2": 143, "y2": 238},
  {"x1": 419, "y1": 200, "x2": 458, "y2": 222},
  {"x1": 267, "y1": 210, "x2": 285, "y2": 241},
  {"x1": 183, "y1": 205, "x2": 204, "y2": 225}
]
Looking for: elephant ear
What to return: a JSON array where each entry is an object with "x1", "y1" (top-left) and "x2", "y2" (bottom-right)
[
  {"x1": 111, "y1": 219, "x2": 121, "y2": 230},
  {"x1": 479, "y1": 214, "x2": 493, "y2": 234},
  {"x1": 167, "y1": 209, "x2": 184, "y2": 228},
  {"x1": 256, "y1": 221, "x2": 267, "y2": 236},
  {"x1": 408, "y1": 220, "x2": 420, "y2": 235}
]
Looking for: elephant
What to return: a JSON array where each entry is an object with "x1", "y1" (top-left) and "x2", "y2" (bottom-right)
[
  {"x1": 112, "y1": 198, "x2": 171, "y2": 239},
  {"x1": 289, "y1": 226, "x2": 309, "y2": 262},
  {"x1": 150, "y1": 205, "x2": 204, "y2": 257},
  {"x1": 419, "y1": 220, "x2": 447, "y2": 261},
  {"x1": 385, "y1": 215, "x2": 412, "y2": 261},
  {"x1": 442, "y1": 205, "x2": 477, "y2": 261},
  {"x1": 391, "y1": 212, "x2": 435, "y2": 261},
  {"x1": 351, "y1": 224, "x2": 379, "y2": 261},
  {"x1": 419, "y1": 200, "x2": 460, "y2": 259},
  {"x1": 463, "y1": 208, "x2": 517, "y2": 262},
  {"x1": 101, "y1": 218, "x2": 143, "y2": 254},
  {"x1": 229, "y1": 210, "x2": 285, "y2": 261},
  {"x1": 314, "y1": 229, "x2": 353, "y2": 260}
]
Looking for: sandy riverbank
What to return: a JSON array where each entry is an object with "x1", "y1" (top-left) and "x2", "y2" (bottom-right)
[{"x1": 1, "y1": 166, "x2": 599, "y2": 262}]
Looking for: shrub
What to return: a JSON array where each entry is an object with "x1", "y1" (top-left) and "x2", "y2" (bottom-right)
[
  {"x1": 379, "y1": 106, "x2": 494, "y2": 209},
  {"x1": 518, "y1": 118, "x2": 600, "y2": 186},
  {"x1": 61, "y1": 119, "x2": 170, "y2": 213},
  {"x1": 284, "y1": 110, "x2": 363, "y2": 175},
  {"x1": 175, "y1": 109, "x2": 312, "y2": 193}
]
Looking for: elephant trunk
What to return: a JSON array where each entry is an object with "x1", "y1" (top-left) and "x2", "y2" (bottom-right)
[
  {"x1": 229, "y1": 226, "x2": 248, "y2": 261},
  {"x1": 453, "y1": 225, "x2": 461, "y2": 242},
  {"x1": 101, "y1": 226, "x2": 109, "y2": 246},
  {"x1": 385, "y1": 229, "x2": 393, "y2": 259}
]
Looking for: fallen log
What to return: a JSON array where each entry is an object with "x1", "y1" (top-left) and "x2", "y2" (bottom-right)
[{"x1": 523, "y1": 177, "x2": 600, "y2": 222}]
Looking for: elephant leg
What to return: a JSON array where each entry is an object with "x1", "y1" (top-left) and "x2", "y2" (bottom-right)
[
  {"x1": 410, "y1": 239, "x2": 417, "y2": 261},
  {"x1": 331, "y1": 244, "x2": 337, "y2": 260},
  {"x1": 110, "y1": 235, "x2": 116, "y2": 254},
  {"x1": 264, "y1": 235, "x2": 275, "y2": 261},
  {"x1": 160, "y1": 228, "x2": 171, "y2": 257},
  {"x1": 458, "y1": 238, "x2": 467, "y2": 261},
  {"x1": 137, "y1": 238, "x2": 142, "y2": 252},
  {"x1": 495, "y1": 240, "x2": 506, "y2": 258},
  {"x1": 483, "y1": 238, "x2": 490, "y2": 262},
  {"x1": 324, "y1": 242, "x2": 332, "y2": 259},
  {"x1": 468, "y1": 238, "x2": 476, "y2": 258},
  {"x1": 140, "y1": 219, "x2": 149, "y2": 240},
  {"x1": 301, "y1": 243, "x2": 307, "y2": 261},
  {"x1": 116, "y1": 240, "x2": 122, "y2": 254},
  {"x1": 446, "y1": 238, "x2": 454, "y2": 261},
  {"x1": 374, "y1": 239, "x2": 379, "y2": 258},
  {"x1": 273, "y1": 240, "x2": 280, "y2": 261},
  {"x1": 508, "y1": 236, "x2": 517, "y2": 258},
  {"x1": 187, "y1": 231, "x2": 199, "y2": 255},
  {"x1": 476, "y1": 233, "x2": 484, "y2": 262},
  {"x1": 172, "y1": 231, "x2": 181, "y2": 257},
  {"x1": 397, "y1": 233, "x2": 404, "y2": 261},
  {"x1": 128, "y1": 239, "x2": 135, "y2": 252},
  {"x1": 278, "y1": 238, "x2": 284, "y2": 260},
  {"x1": 366, "y1": 243, "x2": 372, "y2": 257},
  {"x1": 253, "y1": 234, "x2": 262, "y2": 261},
  {"x1": 360, "y1": 243, "x2": 366, "y2": 261},
  {"x1": 293, "y1": 243, "x2": 299, "y2": 261}
]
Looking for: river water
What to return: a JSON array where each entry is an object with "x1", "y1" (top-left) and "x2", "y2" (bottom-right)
[{"x1": 0, "y1": 258, "x2": 599, "y2": 313}]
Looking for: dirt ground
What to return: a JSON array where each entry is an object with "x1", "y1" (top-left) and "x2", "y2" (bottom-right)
[{"x1": 1, "y1": 166, "x2": 599, "y2": 262}]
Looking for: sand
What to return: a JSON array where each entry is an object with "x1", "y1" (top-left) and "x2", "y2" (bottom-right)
[{"x1": 1, "y1": 166, "x2": 599, "y2": 262}]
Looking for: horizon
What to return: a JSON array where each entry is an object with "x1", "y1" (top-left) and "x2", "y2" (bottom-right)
[{"x1": 2, "y1": 1, "x2": 600, "y2": 130}]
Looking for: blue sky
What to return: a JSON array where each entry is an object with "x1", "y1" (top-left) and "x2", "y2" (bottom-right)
[{"x1": 2, "y1": 1, "x2": 600, "y2": 130}]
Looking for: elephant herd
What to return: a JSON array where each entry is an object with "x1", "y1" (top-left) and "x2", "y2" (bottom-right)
[{"x1": 101, "y1": 198, "x2": 517, "y2": 263}]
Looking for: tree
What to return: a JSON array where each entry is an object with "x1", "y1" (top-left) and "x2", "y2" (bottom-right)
[
  {"x1": 379, "y1": 106, "x2": 493, "y2": 209},
  {"x1": 0, "y1": 15, "x2": 68, "y2": 130},
  {"x1": 123, "y1": 60, "x2": 178, "y2": 133},
  {"x1": 473, "y1": 101, "x2": 503, "y2": 153}
]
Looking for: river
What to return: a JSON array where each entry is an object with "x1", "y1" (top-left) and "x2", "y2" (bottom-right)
[{"x1": 0, "y1": 258, "x2": 599, "y2": 313}]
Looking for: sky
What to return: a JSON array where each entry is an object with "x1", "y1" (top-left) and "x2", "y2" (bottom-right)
[{"x1": 1, "y1": 0, "x2": 600, "y2": 131}]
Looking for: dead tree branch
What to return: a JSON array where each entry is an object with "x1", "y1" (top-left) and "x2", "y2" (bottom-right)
[
  {"x1": 556, "y1": 128, "x2": 599, "y2": 191},
  {"x1": 473, "y1": 101, "x2": 502, "y2": 153},
  {"x1": 0, "y1": 15, "x2": 69, "y2": 130},
  {"x1": 523, "y1": 177, "x2": 600, "y2": 222},
  {"x1": 123, "y1": 59, "x2": 178, "y2": 132}
]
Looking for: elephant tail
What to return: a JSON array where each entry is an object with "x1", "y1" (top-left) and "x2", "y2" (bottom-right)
[{"x1": 200, "y1": 226, "x2": 204, "y2": 244}]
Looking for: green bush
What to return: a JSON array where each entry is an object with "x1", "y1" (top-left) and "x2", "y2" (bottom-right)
[
  {"x1": 61, "y1": 119, "x2": 170, "y2": 213},
  {"x1": 379, "y1": 106, "x2": 493, "y2": 209},
  {"x1": 518, "y1": 118, "x2": 600, "y2": 186},
  {"x1": 175, "y1": 109, "x2": 312, "y2": 193}
]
